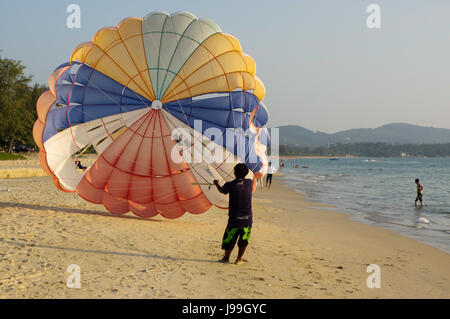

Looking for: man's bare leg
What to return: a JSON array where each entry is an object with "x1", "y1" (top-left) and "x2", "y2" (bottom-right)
[
  {"x1": 219, "y1": 249, "x2": 232, "y2": 263},
  {"x1": 235, "y1": 246, "x2": 247, "y2": 264}
]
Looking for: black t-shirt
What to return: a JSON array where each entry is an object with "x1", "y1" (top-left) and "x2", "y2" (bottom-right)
[{"x1": 219, "y1": 178, "x2": 253, "y2": 228}]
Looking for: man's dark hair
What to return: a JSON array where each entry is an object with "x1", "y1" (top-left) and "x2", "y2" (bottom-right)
[
  {"x1": 415, "y1": 178, "x2": 420, "y2": 183},
  {"x1": 234, "y1": 163, "x2": 249, "y2": 179}
]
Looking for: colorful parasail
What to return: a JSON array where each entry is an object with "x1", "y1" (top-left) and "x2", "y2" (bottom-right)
[{"x1": 33, "y1": 11, "x2": 269, "y2": 218}]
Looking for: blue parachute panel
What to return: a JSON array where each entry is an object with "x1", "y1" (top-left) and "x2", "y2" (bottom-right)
[{"x1": 43, "y1": 62, "x2": 151, "y2": 142}]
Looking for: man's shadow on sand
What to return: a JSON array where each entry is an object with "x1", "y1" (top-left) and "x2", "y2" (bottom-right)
[{"x1": 0, "y1": 201, "x2": 219, "y2": 264}]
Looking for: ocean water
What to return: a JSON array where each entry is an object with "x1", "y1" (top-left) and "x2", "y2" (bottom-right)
[{"x1": 281, "y1": 157, "x2": 450, "y2": 254}]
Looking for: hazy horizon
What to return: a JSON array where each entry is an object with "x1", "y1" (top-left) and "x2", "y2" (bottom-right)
[
  {"x1": 1, "y1": 0, "x2": 449, "y2": 132},
  {"x1": 273, "y1": 121, "x2": 450, "y2": 134}
]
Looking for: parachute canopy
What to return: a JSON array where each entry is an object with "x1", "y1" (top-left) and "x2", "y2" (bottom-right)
[{"x1": 33, "y1": 11, "x2": 269, "y2": 218}]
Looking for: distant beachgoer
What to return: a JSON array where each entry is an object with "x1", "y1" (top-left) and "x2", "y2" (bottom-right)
[
  {"x1": 257, "y1": 175, "x2": 264, "y2": 188},
  {"x1": 75, "y1": 159, "x2": 87, "y2": 171},
  {"x1": 415, "y1": 178, "x2": 424, "y2": 206},
  {"x1": 266, "y1": 162, "x2": 274, "y2": 189},
  {"x1": 213, "y1": 163, "x2": 253, "y2": 265}
]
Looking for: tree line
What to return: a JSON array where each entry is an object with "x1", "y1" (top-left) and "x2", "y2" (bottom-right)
[
  {"x1": 279, "y1": 142, "x2": 450, "y2": 157},
  {"x1": 0, "y1": 54, "x2": 46, "y2": 153}
]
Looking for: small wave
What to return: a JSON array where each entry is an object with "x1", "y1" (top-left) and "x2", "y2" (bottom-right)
[{"x1": 417, "y1": 217, "x2": 432, "y2": 225}]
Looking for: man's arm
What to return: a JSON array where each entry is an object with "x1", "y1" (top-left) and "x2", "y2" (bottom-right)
[{"x1": 213, "y1": 180, "x2": 229, "y2": 194}]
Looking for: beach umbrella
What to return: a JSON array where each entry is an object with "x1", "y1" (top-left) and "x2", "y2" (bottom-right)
[{"x1": 33, "y1": 11, "x2": 269, "y2": 218}]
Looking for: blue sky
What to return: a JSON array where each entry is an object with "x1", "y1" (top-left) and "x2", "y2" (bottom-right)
[{"x1": 1, "y1": 0, "x2": 449, "y2": 132}]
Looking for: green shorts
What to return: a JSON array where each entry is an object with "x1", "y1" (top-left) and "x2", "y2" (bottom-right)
[{"x1": 222, "y1": 227, "x2": 251, "y2": 250}]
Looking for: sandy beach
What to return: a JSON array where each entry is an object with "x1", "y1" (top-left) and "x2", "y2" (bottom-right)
[{"x1": 0, "y1": 160, "x2": 449, "y2": 298}]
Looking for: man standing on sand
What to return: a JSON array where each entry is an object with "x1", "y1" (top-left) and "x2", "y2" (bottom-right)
[
  {"x1": 213, "y1": 163, "x2": 253, "y2": 265},
  {"x1": 265, "y1": 161, "x2": 275, "y2": 189},
  {"x1": 415, "y1": 178, "x2": 424, "y2": 206}
]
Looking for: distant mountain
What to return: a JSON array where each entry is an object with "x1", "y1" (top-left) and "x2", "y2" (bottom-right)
[{"x1": 276, "y1": 123, "x2": 450, "y2": 147}]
